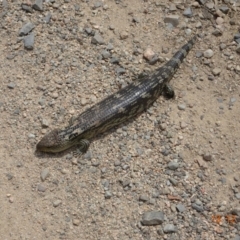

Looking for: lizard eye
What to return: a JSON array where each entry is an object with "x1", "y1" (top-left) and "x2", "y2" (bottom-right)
[{"x1": 69, "y1": 133, "x2": 78, "y2": 140}]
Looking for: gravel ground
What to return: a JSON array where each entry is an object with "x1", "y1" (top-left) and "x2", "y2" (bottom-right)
[{"x1": 0, "y1": 0, "x2": 240, "y2": 239}]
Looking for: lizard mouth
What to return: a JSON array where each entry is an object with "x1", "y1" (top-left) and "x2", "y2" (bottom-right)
[{"x1": 36, "y1": 129, "x2": 63, "y2": 153}]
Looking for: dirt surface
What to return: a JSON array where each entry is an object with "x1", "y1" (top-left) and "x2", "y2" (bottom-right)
[{"x1": 0, "y1": 0, "x2": 240, "y2": 239}]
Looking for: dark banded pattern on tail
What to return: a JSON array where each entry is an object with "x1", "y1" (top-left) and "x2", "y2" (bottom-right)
[
  {"x1": 37, "y1": 35, "x2": 198, "y2": 153},
  {"x1": 166, "y1": 35, "x2": 197, "y2": 69},
  {"x1": 154, "y1": 35, "x2": 198, "y2": 84}
]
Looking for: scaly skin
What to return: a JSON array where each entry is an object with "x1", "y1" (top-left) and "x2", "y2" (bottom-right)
[{"x1": 36, "y1": 35, "x2": 197, "y2": 154}]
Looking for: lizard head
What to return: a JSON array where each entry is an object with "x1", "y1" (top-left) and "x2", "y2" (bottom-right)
[{"x1": 36, "y1": 129, "x2": 67, "y2": 153}]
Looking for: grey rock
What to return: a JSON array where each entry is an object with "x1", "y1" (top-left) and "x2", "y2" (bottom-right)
[
  {"x1": 208, "y1": 75, "x2": 214, "y2": 81},
  {"x1": 85, "y1": 27, "x2": 93, "y2": 35},
  {"x1": 89, "y1": 166, "x2": 97, "y2": 173},
  {"x1": 183, "y1": 7, "x2": 193, "y2": 18},
  {"x1": 24, "y1": 33, "x2": 34, "y2": 50},
  {"x1": 41, "y1": 168, "x2": 49, "y2": 181},
  {"x1": 43, "y1": 13, "x2": 52, "y2": 23},
  {"x1": 102, "y1": 179, "x2": 110, "y2": 189},
  {"x1": 163, "y1": 223, "x2": 177, "y2": 233},
  {"x1": 236, "y1": 44, "x2": 240, "y2": 54},
  {"x1": 152, "y1": 189, "x2": 160, "y2": 198},
  {"x1": 21, "y1": 4, "x2": 33, "y2": 13},
  {"x1": 93, "y1": 1, "x2": 102, "y2": 9},
  {"x1": 106, "y1": 43, "x2": 114, "y2": 50},
  {"x1": 110, "y1": 56, "x2": 120, "y2": 64},
  {"x1": 235, "y1": 193, "x2": 240, "y2": 199},
  {"x1": 6, "y1": 173, "x2": 13, "y2": 180},
  {"x1": 178, "y1": 104, "x2": 186, "y2": 110},
  {"x1": 169, "y1": 4, "x2": 177, "y2": 11},
  {"x1": 7, "y1": 82, "x2": 15, "y2": 89},
  {"x1": 139, "y1": 194, "x2": 149, "y2": 202},
  {"x1": 195, "y1": 199, "x2": 202, "y2": 205},
  {"x1": 220, "y1": 43, "x2": 226, "y2": 50},
  {"x1": 19, "y1": 22, "x2": 35, "y2": 36},
  {"x1": 33, "y1": 0, "x2": 43, "y2": 11},
  {"x1": 196, "y1": 21, "x2": 202, "y2": 28},
  {"x1": 234, "y1": 33, "x2": 240, "y2": 40},
  {"x1": 114, "y1": 160, "x2": 121, "y2": 166},
  {"x1": 203, "y1": 49, "x2": 214, "y2": 58},
  {"x1": 203, "y1": 153, "x2": 213, "y2": 161},
  {"x1": 235, "y1": 39, "x2": 240, "y2": 44},
  {"x1": 167, "y1": 161, "x2": 179, "y2": 170},
  {"x1": 185, "y1": 28, "x2": 192, "y2": 35},
  {"x1": 116, "y1": 67, "x2": 125, "y2": 74},
  {"x1": 121, "y1": 179, "x2": 130, "y2": 187},
  {"x1": 104, "y1": 191, "x2": 112, "y2": 199},
  {"x1": 101, "y1": 50, "x2": 111, "y2": 59},
  {"x1": 28, "y1": 133, "x2": 35, "y2": 139},
  {"x1": 233, "y1": 235, "x2": 240, "y2": 240},
  {"x1": 212, "y1": 29, "x2": 222, "y2": 36},
  {"x1": 231, "y1": 208, "x2": 240, "y2": 217},
  {"x1": 91, "y1": 33, "x2": 104, "y2": 45},
  {"x1": 176, "y1": 203, "x2": 186, "y2": 212},
  {"x1": 6, "y1": 53, "x2": 16, "y2": 60},
  {"x1": 195, "y1": 51, "x2": 202, "y2": 58},
  {"x1": 141, "y1": 211, "x2": 164, "y2": 226},
  {"x1": 41, "y1": 119, "x2": 49, "y2": 128},
  {"x1": 212, "y1": 68, "x2": 221, "y2": 76},
  {"x1": 164, "y1": 15, "x2": 179, "y2": 27},
  {"x1": 132, "y1": 16, "x2": 140, "y2": 23},
  {"x1": 219, "y1": 5, "x2": 229, "y2": 14},
  {"x1": 169, "y1": 178, "x2": 178, "y2": 186},
  {"x1": 192, "y1": 203, "x2": 204, "y2": 212},
  {"x1": 37, "y1": 184, "x2": 47, "y2": 192},
  {"x1": 38, "y1": 98, "x2": 45, "y2": 106},
  {"x1": 53, "y1": 200, "x2": 62, "y2": 207},
  {"x1": 149, "y1": 55, "x2": 159, "y2": 65},
  {"x1": 82, "y1": 151, "x2": 92, "y2": 160}
]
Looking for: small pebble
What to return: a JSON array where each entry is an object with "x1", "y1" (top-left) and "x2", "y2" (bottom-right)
[
  {"x1": 178, "y1": 104, "x2": 186, "y2": 110},
  {"x1": 41, "y1": 119, "x2": 49, "y2": 128},
  {"x1": 73, "y1": 219, "x2": 80, "y2": 226},
  {"x1": 212, "y1": 68, "x2": 221, "y2": 76},
  {"x1": 7, "y1": 82, "x2": 15, "y2": 89},
  {"x1": 139, "y1": 194, "x2": 149, "y2": 202},
  {"x1": 236, "y1": 44, "x2": 240, "y2": 53},
  {"x1": 37, "y1": 184, "x2": 47, "y2": 192},
  {"x1": 235, "y1": 193, "x2": 240, "y2": 199},
  {"x1": 204, "y1": 49, "x2": 214, "y2": 58},
  {"x1": 219, "y1": 5, "x2": 229, "y2": 14},
  {"x1": 163, "y1": 223, "x2": 177, "y2": 233},
  {"x1": 141, "y1": 211, "x2": 164, "y2": 226},
  {"x1": 176, "y1": 203, "x2": 186, "y2": 212},
  {"x1": 91, "y1": 33, "x2": 104, "y2": 45},
  {"x1": 105, "y1": 191, "x2": 112, "y2": 199},
  {"x1": 53, "y1": 200, "x2": 62, "y2": 207},
  {"x1": 41, "y1": 168, "x2": 49, "y2": 181},
  {"x1": 120, "y1": 31, "x2": 128, "y2": 40},
  {"x1": 33, "y1": 0, "x2": 43, "y2": 11},
  {"x1": 216, "y1": 17, "x2": 224, "y2": 25},
  {"x1": 143, "y1": 48, "x2": 155, "y2": 61},
  {"x1": 203, "y1": 154, "x2": 213, "y2": 161},
  {"x1": 19, "y1": 22, "x2": 35, "y2": 36},
  {"x1": 183, "y1": 7, "x2": 193, "y2": 18},
  {"x1": 23, "y1": 33, "x2": 34, "y2": 50},
  {"x1": 43, "y1": 13, "x2": 52, "y2": 23},
  {"x1": 167, "y1": 161, "x2": 179, "y2": 170},
  {"x1": 164, "y1": 15, "x2": 179, "y2": 27}
]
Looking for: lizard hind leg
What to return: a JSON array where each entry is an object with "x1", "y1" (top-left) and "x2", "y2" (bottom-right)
[{"x1": 163, "y1": 83, "x2": 175, "y2": 99}]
